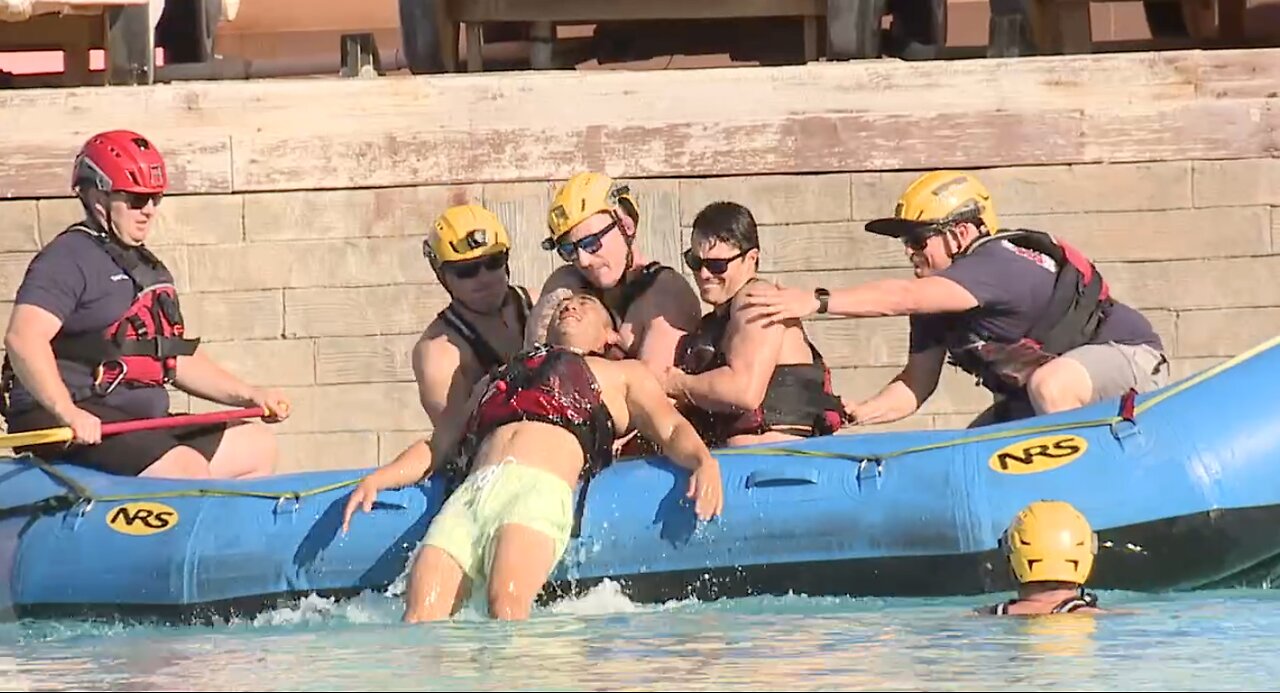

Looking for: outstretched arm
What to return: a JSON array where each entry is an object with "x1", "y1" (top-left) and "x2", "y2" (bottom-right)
[
  {"x1": 174, "y1": 350, "x2": 292, "y2": 422},
  {"x1": 739, "y1": 277, "x2": 979, "y2": 323},
  {"x1": 622, "y1": 361, "x2": 724, "y2": 521},
  {"x1": 849, "y1": 346, "x2": 946, "y2": 425},
  {"x1": 342, "y1": 379, "x2": 484, "y2": 533}
]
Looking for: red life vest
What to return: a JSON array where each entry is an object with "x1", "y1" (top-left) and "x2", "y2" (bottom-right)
[
  {"x1": 943, "y1": 229, "x2": 1113, "y2": 396},
  {"x1": 50, "y1": 225, "x2": 201, "y2": 398},
  {"x1": 455, "y1": 344, "x2": 616, "y2": 481},
  {"x1": 676, "y1": 283, "x2": 850, "y2": 447}
]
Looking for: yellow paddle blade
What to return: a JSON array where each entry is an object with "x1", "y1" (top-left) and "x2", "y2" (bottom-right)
[{"x1": 0, "y1": 426, "x2": 73, "y2": 450}]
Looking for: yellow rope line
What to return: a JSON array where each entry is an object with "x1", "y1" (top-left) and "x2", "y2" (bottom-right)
[
  {"x1": 718, "y1": 334, "x2": 1280, "y2": 464},
  {"x1": 11, "y1": 335, "x2": 1278, "y2": 500},
  {"x1": 15, "y1": 454, "x2": 361, "y2": 505}
]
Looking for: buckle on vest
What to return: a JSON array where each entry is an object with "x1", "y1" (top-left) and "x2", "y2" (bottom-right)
[{"x1": 93, "y1": 360, "x2": 128, "y2": 396}]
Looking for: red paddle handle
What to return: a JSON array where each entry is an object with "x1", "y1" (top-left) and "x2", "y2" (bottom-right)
[{"x1": 100, "y1": 406, "x2": 267, "y2": 436}]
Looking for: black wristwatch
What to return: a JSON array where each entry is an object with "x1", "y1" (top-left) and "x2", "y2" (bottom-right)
[{"x1": 814, "y1": 288, "x2": 830, "y2": 315}]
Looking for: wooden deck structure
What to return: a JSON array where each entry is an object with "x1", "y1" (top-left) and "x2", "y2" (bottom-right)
[
  {"x1": 0, "y1": 0, "x2": 157, "y2": 85},
  {"x1": 3, "y1": 46, "x2": 1276, "y2": 198}
]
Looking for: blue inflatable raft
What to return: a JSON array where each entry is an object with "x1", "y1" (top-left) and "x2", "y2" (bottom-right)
[{"x1": 4, "y1": 335, "x2": 1280, "y2": 623}]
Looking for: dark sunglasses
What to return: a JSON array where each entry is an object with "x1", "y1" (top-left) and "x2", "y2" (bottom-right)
[
  {"x1": 545, "y1": 220, "x2": 618, "y2": 263},
  {"x1": 116, "y1": 192, "x2": 163, "y2": 210},
  {"x1": 442, "y1": 252, "x2": 508, "y2": 279},
  {"x1": 683, "y1": 247, "x2": 753, "y2": 275},
  {"x1": 903, "y1": 229, "x2": 946, "y2": 252}
]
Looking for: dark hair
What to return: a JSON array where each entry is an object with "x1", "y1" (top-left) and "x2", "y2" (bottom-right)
[{"x1": 691, "y1": 201, "x2": 759, "y2": 252}]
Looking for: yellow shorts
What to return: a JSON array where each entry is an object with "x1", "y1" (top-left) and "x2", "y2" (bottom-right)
[{"x1": 422, "y1": 459, "x2": 575, "y2": 583}]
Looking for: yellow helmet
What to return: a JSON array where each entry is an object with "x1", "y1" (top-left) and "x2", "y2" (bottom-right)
[
  {"x1": 545, "y1": 172, "x2": 639, "y2": 245},
  {"x1": 1002, "y1": 500, "x2": 1098, "y2": 585},
  {"x1": 424, "y1": 204, "x2": 510, "y2": 267},
  {"x1": 865, "y1": 170, "x2": 999, "y2": 239}
]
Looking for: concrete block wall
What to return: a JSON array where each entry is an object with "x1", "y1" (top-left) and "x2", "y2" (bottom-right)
[{"x1": 1, "y1": 158, "x2": 1275, "y2": 472}]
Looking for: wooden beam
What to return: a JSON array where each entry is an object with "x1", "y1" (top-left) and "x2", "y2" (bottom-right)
[
  {"x1": 0, "y1": 135, "x2": 235, "y2": 199},
  {"x1": 1, "y1": 48, "x2": 1212, "y2": 132},
  {"x1": 449, "y1": 0, "x2": 824, "y2": 22},
  {"x1": 105, "y1": 3, "x2": 154, "y2": 85},
  {"x1": 0, "y1": 48, "x2": 1277, "y2": 198}
]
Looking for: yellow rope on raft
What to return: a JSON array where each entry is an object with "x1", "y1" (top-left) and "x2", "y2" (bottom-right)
[
  {"x1": 717, "y1": 332, "x2": 1280, "y2": 464},
  {"x1": 16, "y1": 453, "x2": 362, "y2": 506},
  {"x1": 10, "y1": 334, "x2": 1280, "y2": 502}
]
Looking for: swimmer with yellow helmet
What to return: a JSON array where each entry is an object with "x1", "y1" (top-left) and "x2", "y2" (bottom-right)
[
  {"x1": 740, "y1": 170, "x2": 1168, "y2": 428},
  {"x1": 978, "y1": 500, "x2": 1103, "y2": 616},
  {"x1": 412, "y1": 203, "x2": 539, "y2": 429},
  {"x1": 526, "y1": 172, "x2": 701, "y2": 374}
]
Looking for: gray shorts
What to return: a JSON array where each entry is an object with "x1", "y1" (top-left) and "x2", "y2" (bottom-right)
[
  {"x1": 1060, "y1": 341, "x2": 1170, "y2": 402},
  {"x1": 966, "y1": 341, "x2": 1169, "y2": 428}
]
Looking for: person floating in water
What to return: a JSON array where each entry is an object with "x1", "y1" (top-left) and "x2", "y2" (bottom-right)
[{"x1": 979, "y1": 499, "x2": 1103, "y2": 615}]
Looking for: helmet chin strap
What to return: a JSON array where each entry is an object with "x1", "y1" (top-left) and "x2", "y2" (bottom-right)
[
  {"x1": 618, "y1": 211, "x2": 637, "y2": 285},
  {"x1": 944, "y1": 222, "x2": 984, "y2": 260},
  {"x1": 79, "y1": 194, "x2": 124, "y2": 246}
]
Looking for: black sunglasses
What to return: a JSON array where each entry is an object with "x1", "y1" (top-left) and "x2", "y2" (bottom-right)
[
  {"x1": 116, "y1": 192, "x2": 163, "y2": 210},
  {"x1": 683, "y1": 247, "x2": 753, "y2": 275},
  {"x1": 545, "y1": 220, "x2": 618, "y2": 263},
  {"x1": 443, "y1": 252, "x2": 508, "y2": 279}
]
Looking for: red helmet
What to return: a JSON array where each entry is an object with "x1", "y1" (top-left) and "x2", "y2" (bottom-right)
[{"x1": 71, "y1": 130, "x2": 168, "y2": 196}]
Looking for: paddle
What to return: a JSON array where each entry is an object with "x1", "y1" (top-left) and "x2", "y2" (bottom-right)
[{"x1": 0, "y1": 406, "x2": 269, "y2": 450}]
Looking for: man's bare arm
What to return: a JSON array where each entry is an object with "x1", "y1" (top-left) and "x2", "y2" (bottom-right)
[
  {"x1": 621, "y1": 360, "x2": 724, "y2": 520},
  {"x1": 4, "y1": 304, "x2": 77, "y2": 421},
  {"x1": 342, "y1": 377, "x2": 485, "y2": 532},
  {"x1": 850, "y1": 346, "x2": 946, "y2": 425},
  {"x1": 631, "y1": 270, "x2": 703, "y2": 372},
  {"x1": 411, "y1": 326, "x2": 472, "y2": 429},
  {"x1": 667, "y1": 285, "x2": 786, "y2": 412}
]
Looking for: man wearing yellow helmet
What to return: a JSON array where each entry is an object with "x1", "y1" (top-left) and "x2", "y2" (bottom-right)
[
  {"x1": 528, "y1": 172, "x2": 701, "y2": 375},
  {"x1": 413, "y1": 204, "x2": 538, "y2": 428},
  {"x1": 742, "y1": 170, "x2": 1169, "y2": 426},
  {"x1": 344, "y1": 292, "x2": 723, "y2": 623},
  {"x1": 979, "y1": 500, "x2": 1103, "y2": 615}
]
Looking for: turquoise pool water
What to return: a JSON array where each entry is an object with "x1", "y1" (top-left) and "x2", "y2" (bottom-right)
[{"x1": 1, "y1": 583, "x2": 1276, "y2": 691}]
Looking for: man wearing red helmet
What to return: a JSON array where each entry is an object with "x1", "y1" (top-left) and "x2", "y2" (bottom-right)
[{"x1": 1, "y1": 130, "x2": 291, "y2": 479}]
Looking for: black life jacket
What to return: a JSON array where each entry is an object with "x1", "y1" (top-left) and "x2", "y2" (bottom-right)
[
  {"x1": 589, "y1": 261, "x2": 673, "y2": 331},
  {"x1": 675, "y1": 284, "x2": 849, "y2": 446},
  {"x1": 985, "y1": 589, "x2": 1100, "y2": 615},
  {"x1": 3, "y1": 224, "x2": 200, "y2": 410},
  {"x1": 455, "y1": 344, "x2": 616, "y2": 482},
  {"x1": 942, "y1": 229, "x2": 1113, "y2": 396},
  {"x1": 437, "y1": 285, "x2": 532, "y2": 372}
]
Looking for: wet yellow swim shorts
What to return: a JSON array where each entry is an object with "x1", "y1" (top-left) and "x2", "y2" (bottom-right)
[{"x1": 421, "y1": 459, "x2": 575, "y2": 583}]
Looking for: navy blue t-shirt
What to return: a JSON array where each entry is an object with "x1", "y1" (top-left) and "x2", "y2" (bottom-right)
[
  {"x1": 8, "y1": 229, "x2": 170, "y2": 418},
  {"x1": 909, "y1": 238, "x2": 1163, "y2": 355}
]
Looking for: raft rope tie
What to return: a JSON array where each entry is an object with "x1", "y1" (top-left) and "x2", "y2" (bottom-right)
[{"x1": 715, "y1": 332, "x2": 1280, "y2": 465}]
